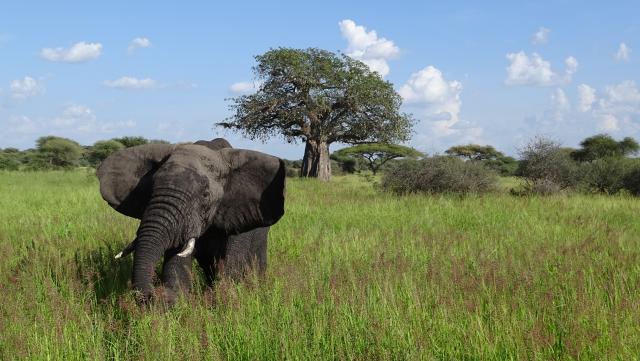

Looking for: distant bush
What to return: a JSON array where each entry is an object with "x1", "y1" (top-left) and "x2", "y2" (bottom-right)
[
  {"x1": 86, "y1": 140, "x2": 125, "y2": 167},
  {"x1": 330, "y1": 153, "x2": 359, "y2": 174},
  {"x1": 282, "y1": 159, "x2": 302, "y2": 178},
  {"x1": 483, "y1": 155, "x2": 519, "y2": 176},
  {"x1": 579, "y1": 157, "x2": 640, "y2": 194},
  {"x1": 516, "y1": 137, "x2": 580, "y2": 194},
  {"x1": 381, "y1": 156, "x2": 498, "y2": 195},
  {"x1": 0, "y1": 152, "x2": 21, "y2": 170},
  {"x1": 623, "y1": 167, "x2": 640, "y2": 196},
  {"x1": 25, "y1": 136, "x2": 85, "y2": 170},
  {"x1": 571, "y1": 134, "x2": 639, "y2": 161}
]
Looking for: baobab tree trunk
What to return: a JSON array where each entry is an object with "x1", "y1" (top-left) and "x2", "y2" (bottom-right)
[{"x1": 301, "y1": 139, "x2": 331, "y2": 181}]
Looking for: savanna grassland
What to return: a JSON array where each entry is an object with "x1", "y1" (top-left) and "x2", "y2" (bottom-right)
[{"x1": 0, "y1": 171, "x2": 639, "y2": 360}]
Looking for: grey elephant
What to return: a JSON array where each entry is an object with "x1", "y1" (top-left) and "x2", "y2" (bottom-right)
[{"x1": 96, "y1": 138, "x2": 285, "y2": 304}]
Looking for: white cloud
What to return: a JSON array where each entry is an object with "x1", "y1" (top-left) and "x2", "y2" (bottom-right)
[
  {"x1": 550, "y1": 88, "x2": 570, "y2": 121},
  {"x1": 7, "y1": 115, "x2": 39, "y2": 134},
  {"x1": 599, "y1": 114, "x2": 619, "y2": 131},
  {"x1": 52, "y1": 104, "x2": 96, "y2": 128},
  {"x1": 592, "y1": 81, "x2": 640, "y2": 133},
  {"x1": 399, "y1": 66, "x2": 481, "y2": 149},
  {"x1": 51, "y1": 104, "x2": 135, "y2": 133},
  {"x1": 339, "y1": 19, "x2": 399, "y2": 77},
  {"x1": 230, "y1": 81, "x2": 258, "y2": 94},
  {"x1": 551, "y1": 88, "x2": 569, "y2": 109},
  {"x1": 104, "y1": 76, "x2": 156, "y2": 89},
  {"x1": 40, "y1": 41, "x2": 102, "y2": 63},
  {"x1": 565, "y1": 56, "x2": 578, "y2": 76},
  {"x1": 10, "y1": 76, "x2": 44, "y2": 99},
  {"x1": 591, "y1": 81, "x2": 638, "y2": 114},
  {"x1": 532, "y1": 27, "x2": 550, "y2": 45},
  {"x1": 577, "y1": 84, "x2": 596, "y2": 112},
  {"x1": 128, "y1": 37, "x2": 152, "y2": 53},
  {"x1": 400, "y1": 66, "x2": 462, "y2": 123},
  {"x1": 615, "y1": 42, "x2": 631, "y2": 62},
  {"x1": 505, "y1": 51, "x2": 578, "y2": 86},
  {"x1": 1, "y1": 106, "x2": 137, "y2": 148}
]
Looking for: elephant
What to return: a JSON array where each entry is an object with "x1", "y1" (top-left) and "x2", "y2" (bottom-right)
[{"x1": 96, "y1": 138, "x2": 286, "y2": 304}]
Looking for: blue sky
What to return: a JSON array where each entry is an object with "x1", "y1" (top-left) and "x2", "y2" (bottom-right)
[{"x1": 1, "y1": 0, "x2": 638, "y2": 158}]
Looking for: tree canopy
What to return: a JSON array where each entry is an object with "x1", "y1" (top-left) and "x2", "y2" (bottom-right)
[
  {"x1": 220, "y1": 47, "x2": 414, "y2": 181},
  {"x1": 111, "y1": 136, "x2": 149, "y2": 148},
  {"x1": 445, "y1": 144, "x2": 503, "y2": 161},
  {"x1": 35, "y1": 136, "x2": 84, "y2": 169},
  {"x1": 332, "y1": 143, "x2": 422, "y2": 175},
  {"x1": 87, "y1": 140, "x2": 125, "y2": 167},
  {"x1": 571, "y1": 134, "x2": 639, "y2": 161}
]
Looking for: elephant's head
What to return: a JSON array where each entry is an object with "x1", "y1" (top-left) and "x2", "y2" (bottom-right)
[{"x1": 96, "y1": 139, "x2": 285, "y2": 302}]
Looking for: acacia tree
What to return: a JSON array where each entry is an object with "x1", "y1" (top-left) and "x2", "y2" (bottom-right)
[
  {"x1": 445, "y1": 144, "x2": 503, "y2": 161},
  {"x1": 87, "y1": 140, "x2": 125, "y2": 167},
  {"x1": 220, "y1": 48, "x2": 414, "y2": 181},
  {"x1": 35, "y1": 136, "x2": 84, "y2": 169},
  {"x1": 571, "y1": 134, "x2": 639, "y2": 161},
  {"x1": 332, "y1": 143, "x2": 422, "y2": 175}
]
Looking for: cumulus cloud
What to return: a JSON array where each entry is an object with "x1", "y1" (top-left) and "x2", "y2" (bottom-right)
[
  {"x1": 51, "y1": 104, "x2": 135, "y2": 133},
  {"x1": 7, "y1": 115, "x2": 39, "y2": 134},
  {"x1": 104, "y1": 76, "x2": 156, "y2": 89},
  {"x1": 532, "y1": 27, "x2": 550, "y2": 45},
  {"x1": 339, "y1": 19, "x2": 399, "y2": 77},
  {"x1": 10, "y1": 76, "x2": 44, "y2": 99},
  {"x1": 52, "y1": 104, "x2": 96, "y2": 128},
  {"x1": 589, "y1": 81, "x2": 640, "y2": 133},
  {"x1": 505, "y1": 51, "x2": 578, "y2": 86},
  {"x1": 230, "y1": 81, "x2": 258, "y2": 94},
  {"x1": 40, "y1": 42, "x2": 102, "y2": 63},
  {"x1": 550, "y1": 88, "x2": 570, "y2": 121},
  {"x1": 577, "y1": 84, "x2": 596, "y2": 112},
  {"x1": 128, "y1": 37, "x2": 152, "y2": 53},
  {"x1": 520, "y1": 79, "x2": 640, "y2": 149},
  {"x1": 2, "y1": 105, "x2": 136, "y2": 148},
  {"x1": 599, "y1": 114, "x2": 619, "y2": 131},
  {"x1": 399, "y1": 66, "x2": 482, "y2": 149},
  {"x1": 565, "y1": 56, "x2": 578, "y2": 76},
  {"x1": 599, "y1": 80, "x2": 640, "y2": 110},
  {"x1": 615, "y1": 42, "x2": 631, "y2": 62}
]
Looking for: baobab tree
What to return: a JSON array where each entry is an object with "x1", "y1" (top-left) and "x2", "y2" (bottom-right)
[{"x1": 220, "y1": 47, "x2": 414, "y2": 181}]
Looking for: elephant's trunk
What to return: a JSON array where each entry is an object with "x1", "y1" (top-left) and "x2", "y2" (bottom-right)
[{"x1": 132, "y1": 187, "x2": 192, "y2": 302}]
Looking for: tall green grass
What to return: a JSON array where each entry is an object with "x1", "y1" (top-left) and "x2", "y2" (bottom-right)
[{"x1": 0, "y1": 170, "x2": 639, "y2": 360}]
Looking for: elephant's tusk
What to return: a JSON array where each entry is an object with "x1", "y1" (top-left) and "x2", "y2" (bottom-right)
[
  {"x1": 177, "y1": 238, "x2": 196, "y2": 257},
  {"x1": 114, "y1": 239, "x2": 136, "y2": 260}
]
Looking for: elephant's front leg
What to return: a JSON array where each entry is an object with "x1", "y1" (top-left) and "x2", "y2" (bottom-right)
[{"x1": 161, "y1": 249, "x2": 193, "y2": 305}]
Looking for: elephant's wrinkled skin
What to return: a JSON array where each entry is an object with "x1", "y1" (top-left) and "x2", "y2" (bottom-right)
[{"x1": 97, "y1": 138, "x2": 285, "y2": 304}]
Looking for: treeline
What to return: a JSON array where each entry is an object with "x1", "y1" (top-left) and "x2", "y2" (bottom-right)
[
  {"x1": 0, "y1": 136, "x2": 168, "y2": 170},
  {"x1": 379, "y1": 134, "x2": 640, "y2": 196},
  {"x1": 3, "y1": 133, "x2": 640, "y2": 196}
]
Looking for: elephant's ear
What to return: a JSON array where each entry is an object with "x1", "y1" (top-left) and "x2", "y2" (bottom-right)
[
  {"x1": 213, "y1": 149, "x2": 286, "y2": 233},
  {"x1": 97, "y1": 144, "x2": 176, "y2": 219}
]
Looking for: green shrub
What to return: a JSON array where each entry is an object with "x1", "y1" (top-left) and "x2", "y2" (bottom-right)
[
  {"x1": 0, "y1": 153, "x2": 21, "y2": 170},
  {"x1": 330, "y1": 154, "x2": 359, "y2": 174},
  {"x1": 484, "y1": 156, "x2": 519, "y2": 176},
  {"x1": 381, "y1": 156, "x2": 498, "y2": 195},
  {"x1": 623, "y1": 167, "x2": 640, "y2": 196},
  {"x1": 34, "y1": 136, "x2": 84, "y2": 169},
  {"x1": 282, "y1": 159, "x2": 302, "y2": 177},
  {"x1": 580, "y1": 157, "x2": 640, "y2": 194},
  {"x1": 86, "y1": 140, "x2": 125, "y2": 167}
]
